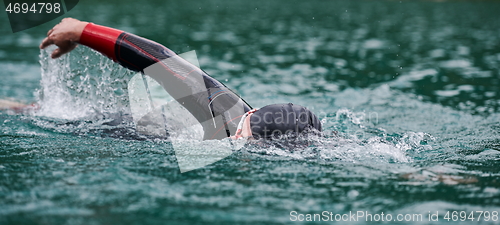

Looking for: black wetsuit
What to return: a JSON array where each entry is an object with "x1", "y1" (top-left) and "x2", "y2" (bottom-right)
[{"x1": 80, "y1": 23, "x2": 252, "y2": 140}]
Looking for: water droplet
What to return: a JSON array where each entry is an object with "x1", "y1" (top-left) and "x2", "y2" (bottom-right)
[{"x1": 347, "y1": 190, "x2": 359, "y2": 199}]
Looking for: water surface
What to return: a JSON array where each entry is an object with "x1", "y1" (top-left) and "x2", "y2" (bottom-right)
[{"x1": 1, "y1": 0, "x2": 500, "y2": 224}]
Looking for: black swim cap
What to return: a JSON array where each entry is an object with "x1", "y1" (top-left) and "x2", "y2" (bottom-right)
[{"x1": 249, "y1": 103, "x2": 322, "y2": 139}]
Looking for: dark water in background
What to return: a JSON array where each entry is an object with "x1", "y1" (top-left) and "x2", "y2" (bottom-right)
[{"x1": 1, "y1": 0, "x2": 500, "y2": 224}]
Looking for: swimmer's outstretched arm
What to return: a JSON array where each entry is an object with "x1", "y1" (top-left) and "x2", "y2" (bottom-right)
[
  {"x1": 40, "y1": 18, "x2": 251, "y2": 139},
  {"x1": 0, "y1": 99, "x2": 29, "y2": 111},
  {"x1": 40, "y1": 18, "x2": 175, "y2": 72}
]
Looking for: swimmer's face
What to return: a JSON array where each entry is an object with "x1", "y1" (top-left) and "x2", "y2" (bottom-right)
[{"x1": 230, "y1": 114, "x2": 254, "y2": 140}]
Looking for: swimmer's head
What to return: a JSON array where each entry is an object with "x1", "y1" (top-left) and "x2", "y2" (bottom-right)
[{"x1": 249, "y1": 103, "x2": 322, "y2": 140}]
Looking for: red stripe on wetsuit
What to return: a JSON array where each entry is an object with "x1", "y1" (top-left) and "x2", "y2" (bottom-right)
[
  {"x1": 79, "y1": 23, "x2": 122, "y2": 61},
  {"x1": 79, "y1": 23, "x2": 176, "y2": 72}
]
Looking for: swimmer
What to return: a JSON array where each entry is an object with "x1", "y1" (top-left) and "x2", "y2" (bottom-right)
[
  {"x1": 0, "y1": 99, "x2": 30, "y2": 111},
  {"x1": 15, "y1": 18, "x2": 323, "y2": 140}
]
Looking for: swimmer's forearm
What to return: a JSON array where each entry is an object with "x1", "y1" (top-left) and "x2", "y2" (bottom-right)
[
  {"x1": 41, "y1": 18, "x2": 177, "y2": 72},
  {"x1": 79, "y1": 23, "x2": 123, "y2": 62},
  {"x1": 0, "y1": 99, "x2": 27, "y2": 110},
  {"x1": 0, "y1": 99, "x2": 38, "y2": 113},
  {"x1": 77, "y1": 21, "x2": 178, "y2": 71}
]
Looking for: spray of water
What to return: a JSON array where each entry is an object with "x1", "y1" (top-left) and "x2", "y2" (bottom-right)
[{"x1": 35, "y1": 46, "x2": 134, "y2": 120}]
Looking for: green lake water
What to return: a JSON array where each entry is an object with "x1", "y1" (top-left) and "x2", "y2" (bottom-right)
[{"x1": 1, "y1": 0, "x2": 500, "y2": 224}]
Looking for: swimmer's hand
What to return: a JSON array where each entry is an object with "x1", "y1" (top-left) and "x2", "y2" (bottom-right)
[{"x1": 39, "y1": 18, "x2": 88, "y2": 59}]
